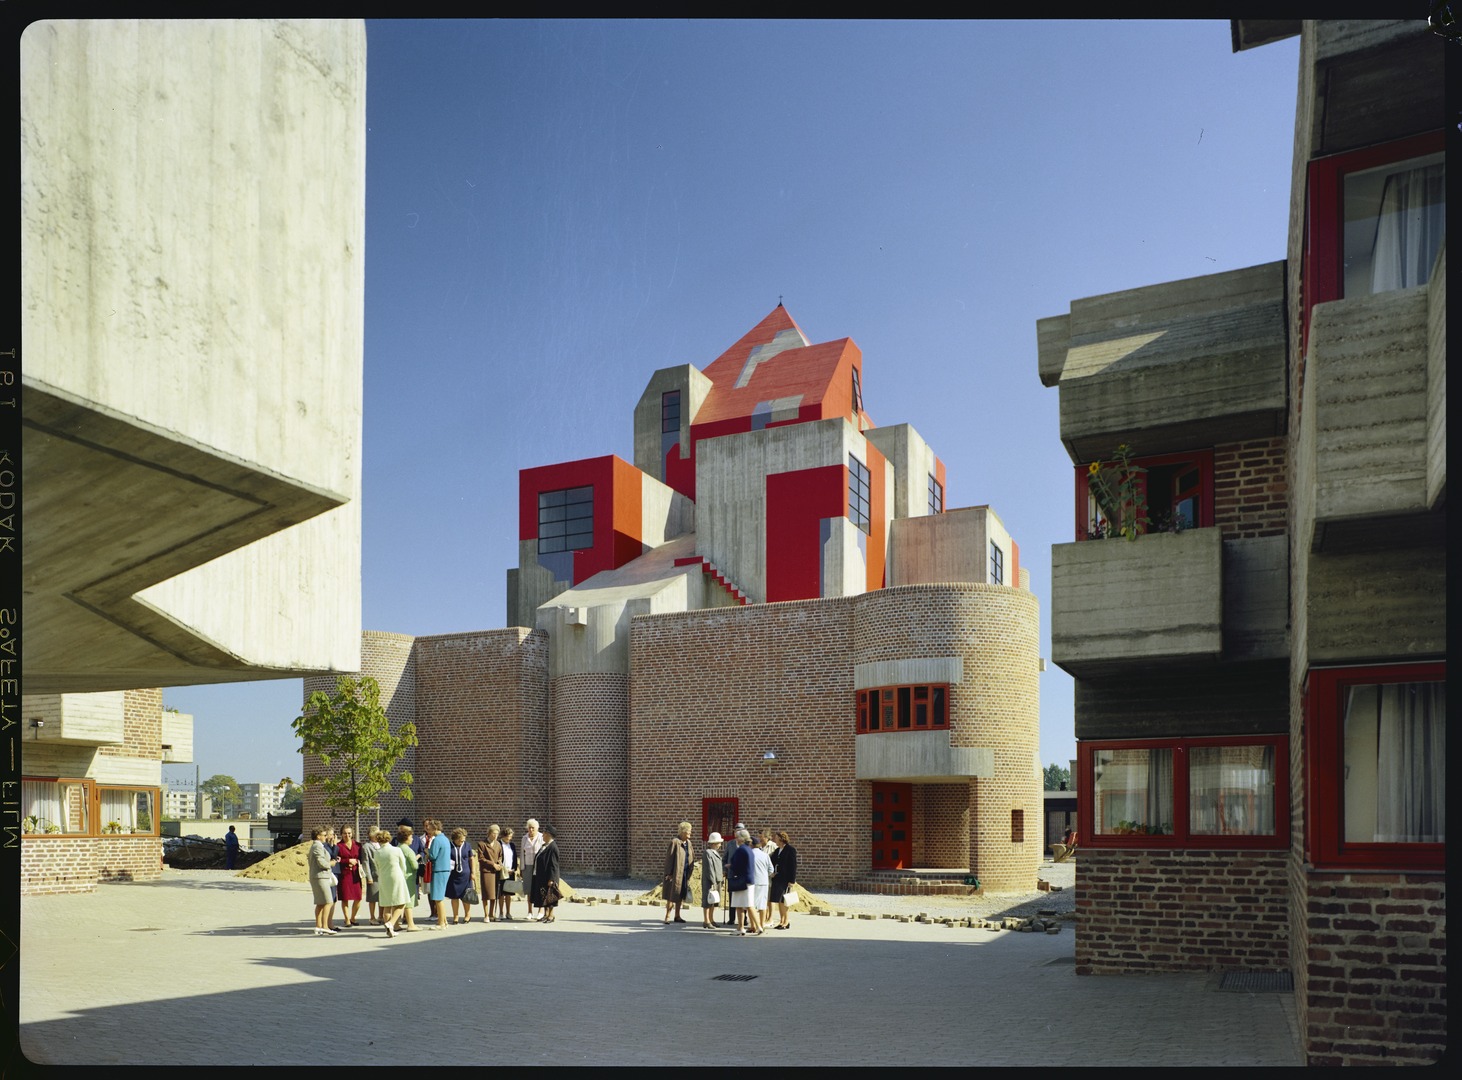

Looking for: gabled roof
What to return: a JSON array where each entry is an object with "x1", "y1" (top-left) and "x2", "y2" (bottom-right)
[{"x1": 695, "y1": 305, "x2": 862, "y2": 428}]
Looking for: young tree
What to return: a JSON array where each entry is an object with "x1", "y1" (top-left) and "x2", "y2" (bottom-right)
[
  {"x1": 1043, "y1": 762, "x2": 1072, "y2": 791},
  {"x1": 200, "y1": 774, "x2": 244, "y2": 817},
  {"x1": 293, "y1": 676, "x2": 417, "y2": 835},
  {"x1": 276, "y1": 777, "x2": 304, "y2": 812}
]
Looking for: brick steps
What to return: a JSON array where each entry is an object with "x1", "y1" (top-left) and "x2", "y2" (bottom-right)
[{"x1": 840, "y1": 871, "x2": 982, "y2": 896}]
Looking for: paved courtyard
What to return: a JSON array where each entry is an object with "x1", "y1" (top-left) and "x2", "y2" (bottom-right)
[{"x1": 20, "y1": 871, "x2": 1302, "y2": 1066}]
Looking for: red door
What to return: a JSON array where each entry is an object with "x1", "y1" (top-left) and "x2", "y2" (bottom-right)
[{"x1": 871, "y1": 782, "x2": 913, "y2": 869}]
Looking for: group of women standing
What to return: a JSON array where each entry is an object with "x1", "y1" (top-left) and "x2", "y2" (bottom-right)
[
  {"x1": 308, "y1": 817, "x2": 564, "y2": 936},
  {"x1": 662, "y1": 823, "x2": 798, "y2": 936}
]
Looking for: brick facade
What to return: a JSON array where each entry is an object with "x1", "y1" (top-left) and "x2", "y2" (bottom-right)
[
  {"x1": 1213, "y1": 437, "x2": 1288, "y2": 539},
  {"x1": 303, "y1": 630, "x2": 418, "y2": 834},
  {"x1": 21, "y1": 688, "x2": 165, "y2": 895},
  {"x1": 1289, "y1": 868, "x2": 1446, "y2": 1066},
  {"x1": 552, "y1": 673, "x2": 629, "y2": 875},
  {"x1": 415, "y1": 629, "x2": 549, "y2": 845},
  {"x1": 626, "y1": 585, "x2": 1040, "y2": 889},
  {"x1": 1075, "y1": 849, "x2": 1290, "y2": 975}
]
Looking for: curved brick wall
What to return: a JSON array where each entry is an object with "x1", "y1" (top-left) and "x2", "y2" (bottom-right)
[
  {"x1": 853, "y1": 584, "x2": 1041, "y2": 891},
  {"x1": 553, "y1": 672, "x2": 630, "y2": 876}
]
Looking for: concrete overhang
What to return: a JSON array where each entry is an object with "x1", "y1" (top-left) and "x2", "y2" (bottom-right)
[
  {"x1": 23, "y1": 384, "x2": 350, "y2": 693},
  {"x1": 1230, "y1": 20, "x2": 1300, "y2": 52},
  {"x1": 854, "y1": 730, "x2": 993, "y2": 783}
]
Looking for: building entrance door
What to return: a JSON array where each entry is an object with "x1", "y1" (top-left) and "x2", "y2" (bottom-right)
[{"x1": 871, "y1": 782, "x2": 912, "y2": 869}]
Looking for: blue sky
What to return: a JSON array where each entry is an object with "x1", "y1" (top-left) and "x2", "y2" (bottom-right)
[{"x1": 164, "y1": 19, "x2": 1300, "y2": 791}]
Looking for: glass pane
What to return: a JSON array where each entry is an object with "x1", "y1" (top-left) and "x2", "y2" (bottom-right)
[
  {"x1": 539, "y1": 490, "x2": 566, "y2": 508},
  {"x1": 1093, "y1": 747, "x2": 1174, "y2": 836},
  {"x1": 1344, "y1": 152, "x2": 1445, "y2": 297},
  {"x1": 891, "y1": 830, "x2": 906, "y2": 841},
  {"x1": 897, "y1": 688, "x2": 911, "y2": 728},
  {"x1": 890, "y1": 811, "x2": 905, "y2": 823},
  {"x1": 933, "y1": 687, "x2": 946, "y2": 727},
  {"x1": 1189, "y1": 745, "x2": 1277, "y2": 836},
  {"x1": 1343, "y1": 681, "x2": 1445, "y2": 843}
]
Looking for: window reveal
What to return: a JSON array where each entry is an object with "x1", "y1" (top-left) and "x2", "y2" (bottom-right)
[{"x1": 856, "y1": 684, "x2": 948, "y2": 733}]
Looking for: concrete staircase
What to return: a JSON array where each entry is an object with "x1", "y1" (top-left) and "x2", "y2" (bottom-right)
[{"x1": 674, "y1": 556, "x2": 750, "y2": 605}]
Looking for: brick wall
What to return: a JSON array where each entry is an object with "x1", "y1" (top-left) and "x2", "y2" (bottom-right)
[
  {"x1": 553, "y1": 672, "x2": 629, "y2": 876},
  {"x1": 21, "y1": 838, "x2": 98, "y2": 894},
  {"x1": 1075, "y1": 848, "x2": 1289, "y2": 975},
  {"x1": 303, "y1": 631, "x2": 418, "y2": 834},
  {"x1": 628, "y1": 599, "x2": 863, "y2": 886},
  {"x1": 1214, "y1": 437, "x2": 1288, "y2": 539},
  {"x1": 96, "y1": 836, "x2": 163, "y2": 883},
  {"x1": 414, "y1": 628, "x2": 549, "y2": 844},
  {"x1": 912, "y1": 783, "x2": 968, "y2": 868},
  {"x1": 854, "y1": 585, "x2": 1041, "y2": 891},
  {"x1": 1291, "y1": 866, "x2": 1446, "y2": 1066}
]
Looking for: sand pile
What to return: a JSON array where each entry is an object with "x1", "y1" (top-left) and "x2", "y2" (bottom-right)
[
  {"x1": 238, "y1": 840, "x2": 312, "y2": 882},
  {"x1": 637, "y1": 860, "x2": 830, "y2": 912}
]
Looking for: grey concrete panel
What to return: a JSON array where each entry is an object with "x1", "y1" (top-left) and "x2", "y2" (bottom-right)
[
  {"x1": 864, "y1": 422, "x2": 937, "y2": 520},
  {"x1": 1230, "y1": 19, "x2": 1300, "y2": 51},
  {"x1": 1306, "y1": 287, "x2": 1429, "y2": 539},
  {"x1": 854, "y1": 657, "x2": 964, "y2": 690},
  {"x1": 1426, "y1": 243, "x2": 1446, "y2": 509},
  {"x1": 633, "y1": 365, "x2": 712, "y2": 481},
  {"x1": 1073, "y1": 661, "x2": 1289, "y2": 741},
  {"x1": 1309, "y1": 23, "x2": 1445, "y2": 156},
  {"x1": 1305, "y1": 545, "x2": 1446, "y2": 666},
  {"x1": 24, "y1": 692, "x2": 126, "y2": 746},
  {"x1": 855, "y1": 730, "x2": 994, "y2": 781},
  {"x1": 1050, "y1": 528, "x2": 1222, "y2": 676},
  {"x1": 1036, "y1": 314, "x2": 1070, "y2": 388},
  {"x1": 1222, "y1": 536, "x2": 1289, "y2": 661}
]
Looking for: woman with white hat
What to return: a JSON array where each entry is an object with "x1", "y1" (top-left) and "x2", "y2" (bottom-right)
[{"x1": 700, "y1": 831, "x2": 725, "y2": 929}]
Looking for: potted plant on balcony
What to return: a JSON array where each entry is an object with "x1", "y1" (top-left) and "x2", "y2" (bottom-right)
[{"x1": 1087, "y1": 444, "x2": 1149, "y2": 540}]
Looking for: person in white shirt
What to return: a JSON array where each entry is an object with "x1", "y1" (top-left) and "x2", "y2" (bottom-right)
[
  {"x1": 749, "y1": 832, "x2": 773, "y2": 933},
  {"x1": 520, "y1": 819, "x2": 544, "y2": 921}
]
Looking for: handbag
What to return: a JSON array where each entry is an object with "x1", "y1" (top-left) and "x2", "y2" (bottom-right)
[
  {"x1": 543, "y1": 878, "x2": 562, "y2": 905},
  {"x1": 784, "y1": 888, "x2": 798, "y2": 905},
  {"x1": 707, "y1": 888, "x2": 720, "y2": 906},
  {"x1": 502, "y1": 877, "x2": 524, "y2": 895},
  {"x1": 464, "y1": 882, "x2": 480, "y2": 906}
]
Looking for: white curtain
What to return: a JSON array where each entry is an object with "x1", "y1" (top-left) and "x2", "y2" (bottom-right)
[
  {"x1": 23, "y1": 780, "x2": 61, "y2": 830},
  {"x1": 101, "y1": 789, "x2": 137, "y2": 831},
  {"x1": 1373, "y1": 683, "x2": 1446, "y2": 843},
  {"x1": 1369, "y1": 164, "x2": 1446, "y2": 293},
  {"x1": 1146, "y1": 750, "x2": 1174, "y2": 834}
]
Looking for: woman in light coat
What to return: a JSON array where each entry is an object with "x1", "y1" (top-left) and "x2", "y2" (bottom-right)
[
  {"x1": 663, "y1": 821, "x2": 694, "y2": 924},
  {"x1": 308, "y1": 826, "x2": 339, "y2": 936},
  {"x1": 375, "y1": 823, "x2": 418, "y2": 937},
  {"x1": 700, "y1": 832, "x2": 725, "y2": 929},
  {"x1": 520, "y1": 819, "x2": 544, "y2": 921}
]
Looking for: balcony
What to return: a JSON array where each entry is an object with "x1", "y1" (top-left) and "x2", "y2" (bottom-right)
[
  {"x1": 26, "y1": 691, "x2": 127, "y2": 746},
  {"x1": 161, "y1": 710, "x2": 194, "y2": 763},
  {"x1": 1037, "y1": 262, "x2": 1287, "y2": 462},
  {"x1": 1051, "y1": 527, "x2": 1223, "y2": 676},
  {"x1": 1297, "y1": 270, "x2": 1441, "y2": 553}
]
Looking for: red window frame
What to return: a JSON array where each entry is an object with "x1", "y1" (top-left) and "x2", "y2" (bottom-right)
[
  {"x1": 1078, "y1": 734, "x2": 1289, "y2": 849},
  {"x1": 1302, "y1": 129, "x2": 1445, "y2": 355},
  {"x1": 701, "y1": 797, "x2": 738, "y2": 844},
  {"x1": 1074, "y1": 449, "x2": 1214, "y2": 541},
  {"x1": 1305, "y1": 661, "x2": 1445, "y2": 872},
  {"x1": 856, "y1": 685, "x2": 950, "y2": 734}
]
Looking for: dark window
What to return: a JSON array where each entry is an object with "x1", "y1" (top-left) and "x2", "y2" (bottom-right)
[
  {"x1": 848, "y1": 454, "x2": 871, "y2": 532},
  {"x1": 928, "y1": 474, "x2": 943, "y2": 515},
  {"x1": 851, "y1": 366, "x2": 863, "y2": 413},
  {"x1": 989, "y1": 542, "x2": 1004, "y2": 585},
  {"x1": 537, "y1": 486, "x2": 594, "y2": 554},
  {"x1": 661, "y1": 390, "x2": 680, "y2": 435},
  {"x1": 857, "y1": 685, "x2": 951, "y2": 734},
  {"x1": 1011, "y1": 809, "x2": 1025, "y2": 843}
]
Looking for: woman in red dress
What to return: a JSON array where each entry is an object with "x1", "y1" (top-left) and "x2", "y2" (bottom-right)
[{"x1": 336, "y1": 824, "x2": 365, "y2": 927}]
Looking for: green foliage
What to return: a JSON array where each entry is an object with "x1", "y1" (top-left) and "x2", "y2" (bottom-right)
[
  {"x1": 1086, "y1": 444, "x2": 1148, "y2": 540},
  {"x1": 200, "y1": 774, "x2": 244, "y2": 816},
  {"x1": 278, "y1": 783, "x2": 304, "y2": 812},
  {"x1": 292, "y1": 675, "x2": 417, "y2": 834},
  {"x1": 1043, "y1": 762, "x2": 1071, "y2": 791}
]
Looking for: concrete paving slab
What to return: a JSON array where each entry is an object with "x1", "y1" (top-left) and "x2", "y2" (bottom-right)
[{"x1": 19, "y1": 871, "x2": 1302, "y2": 1067}]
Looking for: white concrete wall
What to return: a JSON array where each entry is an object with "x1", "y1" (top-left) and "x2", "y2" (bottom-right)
[
  {"x1": 21, "y1": 20, "x2": 366, "y2": 682},
  {"x1": 25, "y1": 692, "x2": 126, "y2": 745}
]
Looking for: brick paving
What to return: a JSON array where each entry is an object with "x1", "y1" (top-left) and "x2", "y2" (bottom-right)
[{"x1": 19, "y1": 870, "x2": 1302, "y2": 1066}]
